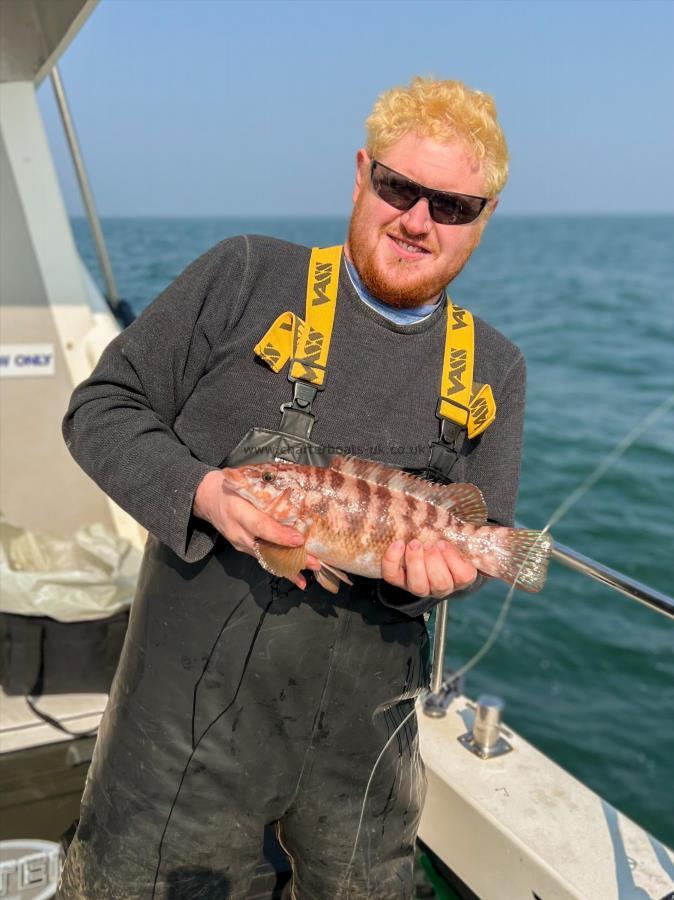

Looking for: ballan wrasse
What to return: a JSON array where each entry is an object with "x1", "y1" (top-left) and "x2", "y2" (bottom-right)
[{"x1": 220, "y1": 456, "x2": 553, "y2": 594}]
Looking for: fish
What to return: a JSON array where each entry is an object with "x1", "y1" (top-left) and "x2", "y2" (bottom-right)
[{"x1": 220, "y1": 455, "x2": 553, "y2": 594}]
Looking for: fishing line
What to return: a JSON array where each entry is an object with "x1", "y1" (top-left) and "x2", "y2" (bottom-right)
[
  {"x1": 344, "y1": 391, "x2": 674, "y2": 881},
  {"x1": 343, "y1": 704, "x2": 418, "y2": 882},
  {"x1": 444, "y1": 389, "x2": 674, "y2": 689}
]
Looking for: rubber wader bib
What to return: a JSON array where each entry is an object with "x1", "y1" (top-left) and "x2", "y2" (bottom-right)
[{"x1": 59, "y1": 248, "x2": 493, "y2": 900}]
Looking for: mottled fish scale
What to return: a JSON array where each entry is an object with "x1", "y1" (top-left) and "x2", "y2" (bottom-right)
[
  {"x1": 311, "y1": 470, "x2": 372, "y2": 559},
  {"x1": 303, "y1": 472, "x2": 462, "y2": 574},
  {"x1": 221, "y1": 457, "x2": 553, "y2": 593}
]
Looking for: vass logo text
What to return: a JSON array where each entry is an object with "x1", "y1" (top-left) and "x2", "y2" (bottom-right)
[
  {"x1": 260, "y1": 343, "x2": 281, "y2": 368},
  {"x1": 294, "y1": 327, "x2": 324, "y2": 382},
  {"x1": 293, "y1": 260, "x2": 334, "y2": 382},
  {"x1": 445, "y1": 348, "x2": 468, "y2": 396},
  {"x1": 470, "y1": 394, "x2": 490, "y2": 428},
  {"x1": 311, "y1": 262, "x2": 333, "y2": 306},
  {"x1": 451, "y1": 306, "x2": 468, "y2": 329}
]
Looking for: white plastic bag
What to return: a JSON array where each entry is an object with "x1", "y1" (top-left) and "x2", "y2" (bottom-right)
[{"x1": 0, "y1": 517, "x2": 142, "y2": 622}]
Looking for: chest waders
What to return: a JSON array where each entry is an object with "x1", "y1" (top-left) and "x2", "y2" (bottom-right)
[{"x1": 59, "y1": 248, "x2": 495, "y2": 900}]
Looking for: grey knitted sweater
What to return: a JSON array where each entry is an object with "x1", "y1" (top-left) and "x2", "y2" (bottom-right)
[{"x1": 63, "y1": 236, "x2": 526, "y2": 616}]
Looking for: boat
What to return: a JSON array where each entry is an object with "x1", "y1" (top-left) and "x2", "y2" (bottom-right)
[{"x1": 1, "y1": 2, "x2": 673, "y2": 898}]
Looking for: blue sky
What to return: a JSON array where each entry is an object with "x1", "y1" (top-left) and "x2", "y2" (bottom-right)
[{"x1": 39, "y1": 0, "x2": 674, "y2": 217}]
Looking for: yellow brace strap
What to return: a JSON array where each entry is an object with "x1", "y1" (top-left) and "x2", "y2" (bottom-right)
[
  {"x1": 254, "y1": 252, "x2": 495, "y2": 438},
  {"x1": 254, "y1": 311, "x2": 297, "y2": 373},
  {"x1": 289, "y1": 245, "x2": 341, "y2": 385},
  {"x1": 438, "y1": 300, "x2": 496, "y2": 439},
  {"x1": 253, "y1": 245, "x2": 342, "y2": 387}
]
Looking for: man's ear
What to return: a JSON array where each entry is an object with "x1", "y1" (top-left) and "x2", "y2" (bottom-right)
[{"x1": 353, "y1": 148, "x2": 371, "y2": 203}]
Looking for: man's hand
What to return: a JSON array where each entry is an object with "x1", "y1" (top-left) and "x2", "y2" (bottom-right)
[
  {"x1": 381, "y1": 540, "x2": 477, "y2": 600},
  {"x1": 193, "y1": 470, "x2": 320, "y2": 589}
]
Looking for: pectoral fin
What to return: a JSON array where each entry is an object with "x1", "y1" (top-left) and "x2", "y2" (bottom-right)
[{"x1": 254, "y1": 539, "x2": 307, "y2": 580}]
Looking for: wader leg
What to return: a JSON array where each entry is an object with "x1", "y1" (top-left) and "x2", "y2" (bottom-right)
[
  {"x1": 57, "y1": 549, "x2": 273, "y2": 898},
  {"x1": 278, "y1": 595, "x2": 430, "y2": 900},
  {"x1": 279, "y1": 705, "x2": 426, "y2": 900}
]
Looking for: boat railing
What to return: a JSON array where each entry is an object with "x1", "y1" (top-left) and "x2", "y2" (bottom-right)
[
  {"x1": 550, "y1": 540, "x2": 674, "y2": 620},
  {"x1": 426, "y1": 538, "x2": 674, "y2": 713},
  {"x1": 50, "y1": 65, "x2": 135, "y2": 326}
]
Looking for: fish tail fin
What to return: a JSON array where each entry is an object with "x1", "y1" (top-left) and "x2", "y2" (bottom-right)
[{"x1": 491, "y1": 529, "x2": 553, "y2": 593}]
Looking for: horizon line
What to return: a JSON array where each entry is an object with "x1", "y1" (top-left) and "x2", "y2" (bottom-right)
[{"x1": 68, "y1": 211, "x2": 674, "y2": 220}]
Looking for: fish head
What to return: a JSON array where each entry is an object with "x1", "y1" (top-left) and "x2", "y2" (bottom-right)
[{"x1": 220, "y1": 462, "x2": 304, "y2": 520}]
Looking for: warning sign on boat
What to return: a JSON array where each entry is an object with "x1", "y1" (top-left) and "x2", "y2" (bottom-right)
[{"x1": 0, "y1": 345, "x2": 55, "y2": 378}]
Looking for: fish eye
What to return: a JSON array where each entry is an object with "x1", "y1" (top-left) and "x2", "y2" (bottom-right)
[{"x1": 262, "y1": 471, "x2": 275, "y2": 483}]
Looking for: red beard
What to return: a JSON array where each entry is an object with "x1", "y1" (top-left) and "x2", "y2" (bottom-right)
[{"x1": 346, "y1": 197, "x2": 479, "y2": 309}]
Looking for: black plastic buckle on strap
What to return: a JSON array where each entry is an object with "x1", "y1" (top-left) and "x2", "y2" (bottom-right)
[
  {"x1": 279, "y1": 381, "x2": 318, "y2": 440},
  {"x1": 434, "y1": 397, "x2": 467, "y2": 448},
  {"x1": 427, "y1": 402, "x2": 467, "y2": 482},
  {"x1": 439, "y1": 417, "x2": 465, "y2": 446},
  {"x1": 280, "y1": 380, "x2": 319, "y2": 414},
  {"x1": 435, "y1": 399, "x2": 468, "y2": 444}
]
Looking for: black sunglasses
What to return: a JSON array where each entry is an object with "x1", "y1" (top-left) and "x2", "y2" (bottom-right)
[{"x1": 370, "y1": 160, "x2": 489, "y2": 226}]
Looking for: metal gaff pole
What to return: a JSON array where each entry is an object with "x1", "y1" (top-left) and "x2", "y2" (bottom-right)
[{"x1": 50, "y1": 64, "x2": 120, "y2": 309}]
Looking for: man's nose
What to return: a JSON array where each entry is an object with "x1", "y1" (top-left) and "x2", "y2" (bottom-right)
[{"x1": 400, "y1": 197, "x2": 432, "y2": 234}]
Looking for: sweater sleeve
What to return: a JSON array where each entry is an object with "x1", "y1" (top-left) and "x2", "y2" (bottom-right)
[
  {"x1": 62, "y1": 236, "x2": 250, "y2": 562},
  {"x1": 377, "y1": 353, "x2": 527, "y2": 618}
]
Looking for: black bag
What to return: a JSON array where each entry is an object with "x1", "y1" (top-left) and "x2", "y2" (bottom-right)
[{"x1": 0, "y1": 611, "x2": 129, "y2": 697}]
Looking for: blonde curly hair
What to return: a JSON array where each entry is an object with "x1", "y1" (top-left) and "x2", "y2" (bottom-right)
[{"x1": 365, "y1": 77, "x2": 509, "y2": 197}]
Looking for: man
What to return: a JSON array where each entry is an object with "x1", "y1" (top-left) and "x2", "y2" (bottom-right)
[{"x1": 59, "y1": 77, "x2": 523, "y2": 899}]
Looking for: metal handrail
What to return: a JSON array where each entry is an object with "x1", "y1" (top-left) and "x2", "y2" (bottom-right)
[
  {"x1": 426, "y1": 539, "x2": 673, "y2": 716},
  {"x1": 551, "y1": 541, "x2": 674, "y2": 620},
  {"x1": 50, "y1": 66, "x2": 135, "y2": 326},
  {"x1": 50, "y1": 65, "x2": 119, "y2": 306},
  {"x1": 430, "y1": 597, "x2": 449, "y2": 695}
]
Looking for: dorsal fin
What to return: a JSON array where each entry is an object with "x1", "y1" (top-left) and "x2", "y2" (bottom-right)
[{"x1": 328, "y1": 455, "x2": 487, "y2": 525}]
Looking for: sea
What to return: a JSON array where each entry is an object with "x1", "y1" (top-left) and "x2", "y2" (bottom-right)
[{"x1": 72, "y1": 214, "x2": 674, "y2": 848}]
